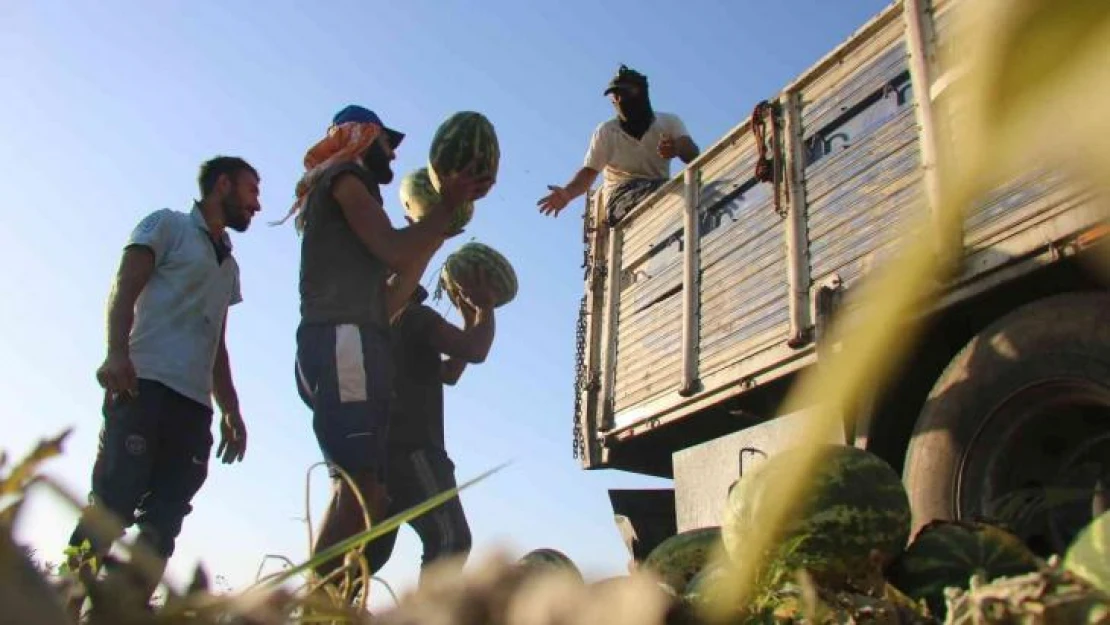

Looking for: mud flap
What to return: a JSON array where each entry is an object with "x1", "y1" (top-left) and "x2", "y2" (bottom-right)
[{"x1": 607, "y1": 489, "x2": 677, "y2": 564}]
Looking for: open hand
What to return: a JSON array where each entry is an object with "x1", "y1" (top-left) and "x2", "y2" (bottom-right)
[
  {"x1": 217, "y1": 411, "x2": 247, "y2": 464},
  {"x1": 538, "y1": 185, "x2": 571, "y2": 217}
]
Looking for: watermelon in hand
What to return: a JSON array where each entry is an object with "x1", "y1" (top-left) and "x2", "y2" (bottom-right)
[
  {"x1": 428, "y1": 111, "x2": 500, "y2": 199},
  {"x1": 438, "y1": 241, "x2": 518, "y2": 309},
  {"x1": 399, "y1": 167, "x2": 473, "y2": 236}
]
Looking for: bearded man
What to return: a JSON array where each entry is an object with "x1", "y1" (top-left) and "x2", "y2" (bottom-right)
[
  {"x1": 538, "y1": 64, "x2": 700, "y2": 225},
  {"x1": 284, "y1": 105, "x2": 488, "y2": 581},
  {"x1": 66, "y1": 156, "x2": 261, "y2": 607}
]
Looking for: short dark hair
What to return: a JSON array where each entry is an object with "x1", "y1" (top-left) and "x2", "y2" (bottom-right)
[{"x1": 198, "y1": 156, "x2": 259, "y2": 198}]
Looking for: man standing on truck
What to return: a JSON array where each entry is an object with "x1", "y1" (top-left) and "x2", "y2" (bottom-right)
[
  {"x1": 361, "y1": 269, "x2": 498, "y2": 584},
  {"x1": 538, "y1": 64, "x2": 700, "y2": 225},
  {"x1": 284, "y1": 104, "x2": 489, "y2": 581},
  {"x1": 65, "y1": 156, "x2": 261, "y2": 608}
]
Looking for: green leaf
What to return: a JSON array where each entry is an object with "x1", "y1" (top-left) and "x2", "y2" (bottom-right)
[
  {"x1": 1063, "y1": 509, "x2": 1109, "y2": 595},
  {"x1": 257, "y1": 460, "x2": 510, "y2": 591}
]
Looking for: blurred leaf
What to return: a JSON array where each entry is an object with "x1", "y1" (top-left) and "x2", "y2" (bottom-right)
[
  {"x1": 960, "y1": 0, "x2": 1110, "y2": 191},
  {"x1": 0, "y1": 429, "x2": 71, "y2": 498},
  {"x1": 1063, "y1": 509, "x2": 1109, "y2": 595}
]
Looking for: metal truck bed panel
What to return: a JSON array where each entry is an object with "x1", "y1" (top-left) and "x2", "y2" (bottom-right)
[
  {"x1": 620, "y1": 188, "x2": 684, "y2": 273},
  {"x1": 614, "y1": 292, "x2": 683, "y2": 412},
  {"x1": 805, "y1": 108, "x2": 924, "y2": 285}
]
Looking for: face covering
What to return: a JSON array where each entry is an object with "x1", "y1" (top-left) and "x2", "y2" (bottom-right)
[{"x1": 614, "y1": 87, "x2": 655, "y2": 140}]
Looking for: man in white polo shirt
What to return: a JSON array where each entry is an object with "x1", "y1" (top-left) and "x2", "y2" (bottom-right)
[
  {"x1": 65, "y1": 156, "x2": 261, "y2": 606},
  {"x1": 538, "y1": 64, "x2": 700, "y2": 225}
]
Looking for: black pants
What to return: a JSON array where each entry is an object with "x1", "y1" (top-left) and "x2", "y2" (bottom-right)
[
  {"x1": 68, "y1": 378, "x2": 213, "y2": 559},
  {"x1": 363, "y1": 447, "x2": 472, "y2": 574}
]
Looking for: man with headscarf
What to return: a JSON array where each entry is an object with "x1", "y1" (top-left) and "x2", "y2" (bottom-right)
[
  {"x1": 538, "y1": 64, "x2": 700, "y2": 226},
  {"x1": 281, "y1": 104, "x2": 490, "y2": 582}
]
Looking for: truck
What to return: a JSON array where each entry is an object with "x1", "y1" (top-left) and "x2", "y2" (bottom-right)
[{"x1": 571, "y1": 0, "x2": 1110, "y2": 564}]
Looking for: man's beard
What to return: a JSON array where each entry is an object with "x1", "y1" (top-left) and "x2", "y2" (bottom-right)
[
  {"x1": 222, "y1": 195, "x2": 252, "y2": 233},
  {"x1": 363, "y1": 144, "x2": 395, "y2": 185}
]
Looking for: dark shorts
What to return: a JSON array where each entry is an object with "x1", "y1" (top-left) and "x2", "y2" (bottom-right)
[
  {"x1": 295, "y1": 322, "x2": 392, "y2": 478},
  {"x1": 362, "y1": 447, "x2": 472, "y2": 574},
  {"x1": 69, "y1": 378, "x2": 213, "y2": 558}
]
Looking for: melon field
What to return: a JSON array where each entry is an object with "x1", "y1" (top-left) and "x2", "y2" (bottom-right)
[{"x1": 3, "y1": 431, "x2": 1108, "y2": 624}]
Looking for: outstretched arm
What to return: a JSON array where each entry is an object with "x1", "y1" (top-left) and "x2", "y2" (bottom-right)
[{"x1": 538, "y1": 167, "x2": 600, "y2": 217}]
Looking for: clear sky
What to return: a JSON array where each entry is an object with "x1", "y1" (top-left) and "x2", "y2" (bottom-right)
[{"x1": 1, "y1": 0, "x2": 890, "y2": 608}]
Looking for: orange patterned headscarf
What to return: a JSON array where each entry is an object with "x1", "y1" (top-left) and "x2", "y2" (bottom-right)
[{"x1": 273, "y1": 121, "x2": 383, "y2": 231}]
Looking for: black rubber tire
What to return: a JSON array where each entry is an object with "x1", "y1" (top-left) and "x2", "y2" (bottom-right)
[{"x1": 902, "y1": 291, "x2": 1110, "y2": 547}]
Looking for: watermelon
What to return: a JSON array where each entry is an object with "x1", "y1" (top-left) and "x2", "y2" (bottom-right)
[
  {"x1": 641, "y1": 527, "x2": 723, "y2": 595},
  {"x1": 887, "y1": 519, "x2": 1041, "y2": 620},
  {"x1": 517, "y1": 548, "x2": 583, "y2": 582},
  {"x1": 1063, "y1": 509, "x2": 1110, "y2": 596},
  {"x1": 428, "y1": 111, "x2": 500, "y2": 199},
  {"x1": 438, "y1": 241, "x2": 518, "y2": 309},
  {"x1": 722, "y1": 444, "x2": 912, "y2": 594},
  {"x1": 399, "y1": 167, "x2": 473, "y2": 236}
]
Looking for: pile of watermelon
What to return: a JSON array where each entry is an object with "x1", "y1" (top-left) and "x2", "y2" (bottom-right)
[{"x1": 573, "y1": 443, "x2": 1110, "y2": 624}]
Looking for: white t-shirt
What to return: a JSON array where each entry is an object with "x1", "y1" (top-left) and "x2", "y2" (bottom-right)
[
  {"x1": 126, "y1": 205, "x2": 242, "y2": 408},
  {"x1": 583, "y1": 112, "x2": 690, "y2": 199}
]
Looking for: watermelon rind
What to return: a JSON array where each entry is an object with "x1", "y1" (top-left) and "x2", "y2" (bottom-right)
[
  {"x1": 399, "y1": 167, "x2": 473, "y2": 236},
  {"x1": 722, "y1": 444, "x2": 912, "y2": 594},
  {"x1": 518, "y1": 547, "x2": 582, "y2": 582},
  {"x1": 1063, "y1": 509, "x2": 1110, "y2": 596},
  {"x1": 887, "y1": 518, "x2": 1042, "y2": 620},
  {"x1": 428, "y1": 111, "x2": 500, "y2": 196},
  {"x1": 641, "y1": 526, "x2": 723, "y2": 596},
  {"x1": 438, "y1": 241, "x2": 518, "y2": 308}
]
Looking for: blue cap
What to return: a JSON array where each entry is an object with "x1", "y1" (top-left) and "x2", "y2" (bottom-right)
[{"x1": 332, "y1": 104, "x2": 405, "y2": 148}]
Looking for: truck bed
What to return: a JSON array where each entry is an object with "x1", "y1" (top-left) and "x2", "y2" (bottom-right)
[{"x1": 572, "y1": 0, "x2": 1103, "y2": 475}]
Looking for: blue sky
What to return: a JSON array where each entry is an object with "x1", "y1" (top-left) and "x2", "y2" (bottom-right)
[{"x1": 1, "y1": 0, "x2": 889, "y2": 607}]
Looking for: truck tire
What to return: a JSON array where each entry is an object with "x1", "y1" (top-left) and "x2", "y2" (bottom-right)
[{"x1": 903, "y1": 291, "x2": 1110, "y2": 557}]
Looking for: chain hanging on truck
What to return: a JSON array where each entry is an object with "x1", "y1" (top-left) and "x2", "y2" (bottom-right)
[
  {"x1": 572, "y1": 198, "x2": 596, "y2": 460},
  {"x1": 751, "y1": 100, "x2": 788, "y2": 218}
]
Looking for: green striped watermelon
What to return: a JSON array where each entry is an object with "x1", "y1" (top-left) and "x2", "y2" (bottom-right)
[
  {"x1": 887, "y1": 519, "x2": 1041, "y2": 620},
  {"x1": 1064, "y1": 509, "x2": 1110, "y2": 596},
  {"x1": 518, "y1": 548, "x2": 583, "y2": 582},
  {"x1": 399, "y1": 167, "x2": 474, "y2": 236},
  {"x1": 722, "y1": 444, "x2": 912, "y2": 594},
  {"x1": 428, "y1": 111, "x2": 500, "y2": 198},
  {"x1": 641, "y1": 527, "x2": 723, "y2": 596},
  {"x1": 438, "y1": 241, "x2": 518, "y2": 308}
]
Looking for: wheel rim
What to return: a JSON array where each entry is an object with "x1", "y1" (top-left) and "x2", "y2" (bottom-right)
[{"x1": 957, "y1": 377, "x2": 1110, "y2": 556}]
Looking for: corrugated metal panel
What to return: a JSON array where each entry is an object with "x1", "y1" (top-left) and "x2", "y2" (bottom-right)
[
  {"x1": 807, "y1": 107, "x2": 924, "y2": 284},
  {"x1": 613, "y1": 291, "x2": 683, "y2": 411},
  {"x1": 611, "y1": 186, "x2": 686, "y2": 413},
  {"x1": 801, "y1": 29, "x2": 925, "y2": 288},
  {"x1": 695, "y1": 131, "x2": 790, "y2": 379},
  {"x1": 620, "y1": 188, "x2": 684, "y2": 272}
]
